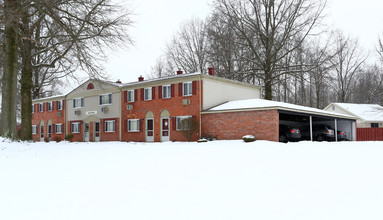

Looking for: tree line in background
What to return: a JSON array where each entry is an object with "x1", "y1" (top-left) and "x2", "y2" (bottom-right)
[
  {"x1": 150, "y1": 0, "x2": 383, "y2": 108},
  {"x1": 0, "y1": 0, "x2": 133, "y2": 140}
]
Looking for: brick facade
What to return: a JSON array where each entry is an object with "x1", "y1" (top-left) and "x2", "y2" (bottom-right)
[
  {"x1": 201, "y1": 110, "x2": 279, "y2": 142},
  {"x1": 32, "y1": 100, "x2": 66, "y2": 142}
]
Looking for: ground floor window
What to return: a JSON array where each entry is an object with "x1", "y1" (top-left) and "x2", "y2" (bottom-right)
[
  {"x1": 128, "y1": 119, "x2": 140, "y2": 132},
  {"x1": 71, "y1": 122, "x2": 80, "y2": 133},
  {"x1": 32, "y1": 125, "x2": 37, "y2": 134},
  {"x1": 176, "y1": 116, "x2": 192, "y2": 130},
  {"x1": 105, "y1": 120, "x2": 115, "y2": 132},
  {"x1": 371, "y1": 123, "x2": 379, "y2": 128},
  {"x1": 55, "y1": 124, "x2": 63, "y2": 134}
]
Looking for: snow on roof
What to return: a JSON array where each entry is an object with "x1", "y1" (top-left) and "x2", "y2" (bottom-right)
[
  {"x1": 207, "y1": 99, "x2": 355, "y2": 119},
  {"x1": 332, "y1": 103, "x2": 383, "y2": 121},
  {"x1": 32, "y1": 94, "x2": 67, "y2": 102},
  {"x1": 122, "y1": 72, "x2": 202, "y2": 87}
]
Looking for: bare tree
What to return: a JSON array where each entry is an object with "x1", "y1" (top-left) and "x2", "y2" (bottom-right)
[{"x1": 213, "y1": 0, "x2": 326, "y2": 100}]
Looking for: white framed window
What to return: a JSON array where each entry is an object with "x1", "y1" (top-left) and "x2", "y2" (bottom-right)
[
  {"x1": 183, "y1": 82, "x2": 193, "y2": 96},
  {"x1": 99, "y1": 93, "x2": 112, "y2": 105},
  {"x1": 144, "y1": 87, "x2": 152, "y2": 101},
  {"x1": 128, "y1": 90, "x2": 135, "y2": 102},
  {"x1": 128, "y1": 119, "x2": 140, "y2": 132},
  {"x1": 176, "y1": 115, "x2": 192, "y2": 130},
  {"x1": 55, "y1": 124, "x2": 63, "y2": 134},
  {"x1": 71, "y1": 122, "x2": 80, "y2": 133},
  {"x1": 32, "y1": 104, "x2": 34, "y2": 113},
  {"x1": 48, "y1": 102, "x2": 53, "y2": 111},
  {"x1": 162, "y1": 85, "x2": 171, "y2": 99},
  {"x1": 32, "y1": 125, "x2": 37, "y2": 134},
  {"x1": 57, "y1": 100, "x2": 63, "y2": 110},
  {"x1": 105, "y1": 120, "x2": 115, "y2": 132},
  {"x1": 39, "y1": 103, "x2": 43, "y2": 112},
  {"x1": 73, "y1": 98, "x2": 84, "y2": 108}
]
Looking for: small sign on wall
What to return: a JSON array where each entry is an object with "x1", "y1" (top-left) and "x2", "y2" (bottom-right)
[{"x1": 86, "y1": 111, "x2": 97, "y2": 115}]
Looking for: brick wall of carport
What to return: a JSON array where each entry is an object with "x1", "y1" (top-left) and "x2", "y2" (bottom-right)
[{"x1": 201, "y1": 109, "x2": 279, "y2": 141}]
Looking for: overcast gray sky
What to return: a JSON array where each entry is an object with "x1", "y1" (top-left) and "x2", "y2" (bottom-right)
[{"x1": 67, "y1": 0, "x2": 383, "y2": 89}]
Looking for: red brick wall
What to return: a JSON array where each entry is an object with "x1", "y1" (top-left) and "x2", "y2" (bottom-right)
[
  {"x1": 121, "y1": 80, "x2": 201, "y2": 142},
  {"x1": 201, "y1": 110, "x2": 279, "y2": 142},
  {"x1": 32, "y1": 100, "x2": 66, "y2": 142}
]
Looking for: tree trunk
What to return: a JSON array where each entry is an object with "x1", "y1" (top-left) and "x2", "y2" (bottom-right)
[
  {"x1": 20, "y1": 10, "x2": 33, "y2": 141},
  {"x1": 1, "y1": 0, "x2": 19, "y2": 139}
]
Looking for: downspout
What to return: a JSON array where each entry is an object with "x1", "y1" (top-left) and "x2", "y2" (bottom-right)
[
  {"x1": 199, "y1": 75, "x2": 202, "y2": 138},
  {"x1": 119, "y1": 88, "x2": 122, "y2": 141}
]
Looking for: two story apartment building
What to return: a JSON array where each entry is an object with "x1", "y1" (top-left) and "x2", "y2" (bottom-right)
[{"x1": 32, "y1": 69, "x2": 262, "y2": 142}]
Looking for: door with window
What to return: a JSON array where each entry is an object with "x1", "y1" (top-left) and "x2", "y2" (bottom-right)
[
  {"x1": 40, "y1": 125, "x2": 44, "y2": 142},
  {"x1": 94, "y1": 122, "x2": 100, "y2": 142},
  {"x1": 161, "y1": 118, "x2": 170, "y2": 142},
  {"x1": 48, "y1": 124, "x2": 52, "y2": 141},
  {"x1": 84, "y1": 122, "x2": 90, "y2": 142},
  {"x1": 146, "y1": 118, "x2": 154, "y2": 142}
]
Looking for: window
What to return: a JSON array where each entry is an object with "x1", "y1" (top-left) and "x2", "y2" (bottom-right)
[
  {"x1": 99, "y1": 94, "x2": 112, "y2": 105},
  {"x1": 71, "y1": 122, "x2": 80, "y2": 133},
  {"x1": 73, "y1": 98, "x2": 84, "y2": 108},
  {"x1": 55, "y1": 124, "x2": 63, "y2": 134},
  {"x1": 144, "y1": 87, "x2": 152, "y2": 100},
  {"x1": 332, "y1": 105, "x2": 336, "y2": 110},
  {"x1": 183, "y1": 82, "x2": 193, "y2": 96},
  {"x1": 128, "y1": 90, "x2": 135, "y2": 102},
  {"x1": 32, "y1": 104, "x2": 34, "y2": 113},
  {"x1": 371, "y1": 123, "x2": 379, "y2": 128},
  {"x1": 176, "y1": 116, "x2": 192, "y2": 130},
  {"x1": 32, "y1": 125, "x2": 37, "y2": 134},
  {"x1": 162, "y1": 85, "x2": 171, "y2": 99},
  {"x1": 87, "y1": 83, "x2": 94, "y2": 90},
  {"x1": 57, "y1": 100, "x2": 63, "y2": 110},
  {"x1": 39, "y1": 103, "x2": 43, "y2": 112},
  {"x1": 128, "y1": 119, "x2": 140, "y2": 132},
  {"x1": 48, "y1": 102, "x2": 53, "y2": 111},
  {"x1": 105, "y1": 120, "x2": 115, "y2": 132}
]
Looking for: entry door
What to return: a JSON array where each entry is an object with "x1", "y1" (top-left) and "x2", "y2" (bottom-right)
[
  {"x1": 84, "y1": 122, "x2": 90, "y2": 142},
  {"x1": 94, "y1": 122, "x2": 100, "y2": 142},
  {"x1": 161, "y1": 117, "x2": 170, "y2": 142},
  {"x1": 146, "y1": 118, "x2": 154, "y2": 142},
  {"x1": 48, "y1": 125, "x2": 52, "y2": 141},
  {"x1": 40, "y1": 125, "x2": 44, "y2": 142}
]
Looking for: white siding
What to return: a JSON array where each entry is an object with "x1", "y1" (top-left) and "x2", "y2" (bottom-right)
[{"x1": 202, "y1": 78, "x2": 261, "y2": 110}]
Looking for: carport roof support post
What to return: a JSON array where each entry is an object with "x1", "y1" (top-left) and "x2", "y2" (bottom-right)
[
  {"x1": 335, "y1": 119, "x2": 338, "y2": 142},
  {"x1": 310, "y1": 116, "x2": 313, "y2": 141}
]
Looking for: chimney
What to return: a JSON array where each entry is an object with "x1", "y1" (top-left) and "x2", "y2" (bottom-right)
[
  {"x1": 176, "y1": 70, "x2": 183, "y2": 75},
  {"x1": 208, "y1": 67, "x2": 215, "y2": 76},
  {"x1": 116, "y1": 79, "x2": 121, "y2": 83},
  {"x1": 138, "y1": 75, "x2": 144, "y2": 81}
]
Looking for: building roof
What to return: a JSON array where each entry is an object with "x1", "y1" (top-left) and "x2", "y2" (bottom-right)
[
  {"x1": 204, "y1": 99, "x2": 355, "y2": 119},
  {"x1": 327, "y1": 103, "x2": 383, "y2": 122}
]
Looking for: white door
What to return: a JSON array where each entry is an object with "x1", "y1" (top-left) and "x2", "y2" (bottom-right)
[
  {"x1": 84, "y1": 122, "x2": 90, "y2": 142},
  {"x1": 94, "y1": 122, "x2": 100, "y2": 142},
  {"x1": 161, "y1": 117, "x2": 170, "y2": 142},
  {"x1": 40, "y1": 125, "x2": 44, "y2": 142},
  {"x1": 146, "y1": 118, "x2": 154, "y2": 142}
]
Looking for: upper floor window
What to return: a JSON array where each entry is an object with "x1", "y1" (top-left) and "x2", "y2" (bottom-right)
[
  {"x1": 39, "y1": 103, "x2": 43, "y2": 112},
  {"x1": 73, "y1": 98, "x2": 84, "y2": 108},
  {"x1": 183, "y1": 82, "x2": 193, "y2": 96},
  {"x1": 144, "y1": 87, "x2": 152, "y2": 101},
  {"x1": 128, "y1": 90, "x2": 134, "y2": 102},
  {"x1": 128, "y1": 119, "x2": 140, "y2": 132},
  {"x1": 48, "y1": 102, "x2": 53, "y2": 111},
  {"x1": 71, "y1": 122, "x2": 80, "y2": 133},
  {"x1": 99, "y1": 94, "x2": 112, "y2": 105},
  {"x1": 32, "y1": 125, "x2": 37, "y2": 134},
  {"x1": 162, "y1": 85, "x2": 171, "y2": 99},
  {"x1": 105, "y1": 120, "x2": 115, "y2": 132},
  {"x1": 87, "y1": 83, "x2": 94, "y2": 90},
  {"x1": 57, "y1": 100, "x2": 63, "y2": 110},
  {"x1": 371, "y1": 123, "x2": 379, "y2": 128}
]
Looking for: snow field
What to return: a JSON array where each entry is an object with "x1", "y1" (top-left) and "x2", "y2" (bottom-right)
[{"x1": 1, "y1": 139, "x2": 382, "y2": 220}]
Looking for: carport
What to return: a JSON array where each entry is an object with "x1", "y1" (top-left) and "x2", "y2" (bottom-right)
[{"x1": 279, "y1": 110, "x2": 356, "y2": 141}]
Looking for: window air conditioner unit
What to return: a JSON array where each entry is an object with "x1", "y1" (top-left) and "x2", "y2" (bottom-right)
[
  {"x1": 101, "y1": 107, "x2": 109, "y2": 113},
  {"x1": 57, "y1": 112, "x2": 61, "y2": 117},
  {"x1": 127, "y1": 105, "x2": 133, "y2": 110},
  {"x1": 74, "y1": 110, "x2": 81, "y2": 115},
  {"x1": 182, "y1": 99, "x2": 191, "y2": 105}
]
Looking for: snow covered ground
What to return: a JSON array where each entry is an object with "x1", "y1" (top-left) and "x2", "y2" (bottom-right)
[{"x1": 1, "y1": 138, "x2": 382, "y2": 220}]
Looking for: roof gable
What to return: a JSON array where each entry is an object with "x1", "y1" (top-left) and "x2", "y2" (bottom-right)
[
  {"x1": 331, "y1": 103, "x2": 383, "y2": 121},
  {"x1": 67, "y1": 79, "x2": 122, "y2": 98}
]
